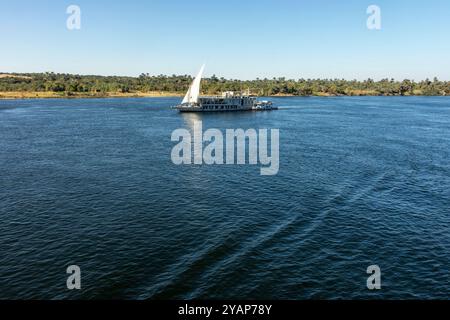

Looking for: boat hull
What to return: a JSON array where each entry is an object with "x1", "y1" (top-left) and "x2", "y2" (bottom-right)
[
  {"x1": 176, "y1": 104, "x2": 278, "y2": 112},
  {"x1": 176, "y1": 106, "x2": 254, "y2": 112}
]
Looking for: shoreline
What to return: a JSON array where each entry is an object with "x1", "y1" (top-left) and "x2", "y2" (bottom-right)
[
  {"x1": 1, "y1": 73, "x2": 448, "y2": 99},
  {"x1": 0, "y1": 91, "x2": 446, "y2": 100},
  {"x1": 0, "y1": 91, "x2": 184, "y2": 100}
]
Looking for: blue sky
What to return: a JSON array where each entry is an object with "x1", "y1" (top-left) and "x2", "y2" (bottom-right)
[{"x1": 1, "y1": 0, "x2": 449, "y2": 80}]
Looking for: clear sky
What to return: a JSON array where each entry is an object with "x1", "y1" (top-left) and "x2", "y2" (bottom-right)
[{"x1": 1, "y1": 0, "x2": 449, "y2": 80}]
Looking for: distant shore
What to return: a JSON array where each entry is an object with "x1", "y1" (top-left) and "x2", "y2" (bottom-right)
[
  {"x1": 1, "y1": 72, "x2": 448, "y2": 99},
  {"x1": 0, "y1": 91, "x2": 184, "y2": 100},
  {"x1": 0, "y1": 90, "x2": 445, "y2": 100}
]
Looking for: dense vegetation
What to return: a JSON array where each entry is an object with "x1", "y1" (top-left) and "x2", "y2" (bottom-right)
[{"x1": 1, "y1": 72, "x2": 449, "y2": 96}]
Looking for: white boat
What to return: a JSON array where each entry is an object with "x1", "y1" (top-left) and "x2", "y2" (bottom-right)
[
  {"x1": 253, "y1": 101, "x2": 278, "y2": 110},
  {"x1": 175, "y1": 65, "x2": 276, "y2": 112}
]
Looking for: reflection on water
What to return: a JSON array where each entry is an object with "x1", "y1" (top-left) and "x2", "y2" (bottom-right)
[{"x1": 181, "y1": 112, "x2": 203, "y2": 131}]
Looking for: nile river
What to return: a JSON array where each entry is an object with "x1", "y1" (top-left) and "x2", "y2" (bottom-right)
[{"x1": 0, "y1": 96, "x2": 449, "y2": 299}]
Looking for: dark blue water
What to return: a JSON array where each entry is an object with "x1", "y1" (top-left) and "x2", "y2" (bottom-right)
[{"x1": 0, "y1": 97, "x2": 449, "y2": 300}]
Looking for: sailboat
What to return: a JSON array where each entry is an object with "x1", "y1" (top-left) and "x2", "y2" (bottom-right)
[
  {"x1": 175, "y1": 65, "x2": 276, "y2": 112},
  {"x1": 180, "y1": 64, "x2": 205, "y2": 107}
]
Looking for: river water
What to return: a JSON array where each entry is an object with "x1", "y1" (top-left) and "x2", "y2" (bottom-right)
[{"x1": 0, "y1": 96, "x2": 449, "y2": 299}]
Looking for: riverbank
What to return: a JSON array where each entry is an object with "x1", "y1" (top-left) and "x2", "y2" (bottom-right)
[
  {"x1": 0, "y1": 91, "x2": 184, "y2": 100},
  {"x1": 0, "y1": 90, "x2": 442, "y2": 100},
  {"x1": 1, "y1": 72, "x2": 448, "y2": 99}
]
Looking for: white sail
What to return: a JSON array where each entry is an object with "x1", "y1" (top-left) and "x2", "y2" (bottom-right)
[
  {"x1": 182, "y1": 86, "x2": 191, "y2": 104},
  {"x1": 182, "y1": 64, "x2": 205, "y2": 104},
  {"x1": 190, "y1": 64, "x2": 205, "y2": 103}
]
